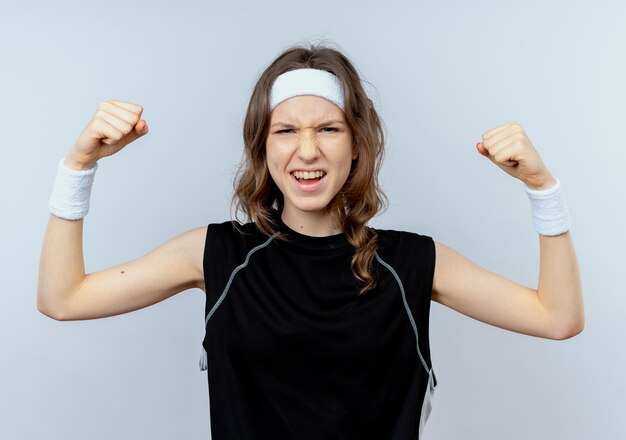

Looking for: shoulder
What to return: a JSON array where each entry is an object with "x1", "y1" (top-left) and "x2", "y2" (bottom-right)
[
  {"x1": 372, "y1": 227, "x2": 435, "y2": 270},
  {"x1": 203, "y1": 217, "x2": 274, "y2": 263},
  {"x1": 205, "y1": 218, "x2": 268, "y2": 247},
  {"x1": 176, "y1": 217, "x2": 270, "y2": 294},
  {"x1": 373, "y1": 227, "x2": 434, "y2": 252},
  {"x1": 157, "y1": 225, "x2": 208, "y2": 293}
]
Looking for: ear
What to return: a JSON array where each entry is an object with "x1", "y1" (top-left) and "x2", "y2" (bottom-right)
[{"x1": 352, "y1": 138, "x2": 359, "y2": 160}]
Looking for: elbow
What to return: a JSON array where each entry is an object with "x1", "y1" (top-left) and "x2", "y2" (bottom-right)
[
  {"x1": 551, "y1": 320, "x2": 585, "y2": 340},
  {"x1": 36, "y1": 297, "x2": 66, "y2": 321}
]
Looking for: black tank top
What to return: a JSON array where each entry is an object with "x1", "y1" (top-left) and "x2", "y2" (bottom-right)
[{"x1": 200, "y1": 209, "x2": 437, "y2": 439}]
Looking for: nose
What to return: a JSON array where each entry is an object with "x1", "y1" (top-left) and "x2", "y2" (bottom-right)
[{"x1": 296, "y1": 128, "x2": 319, "y2": 160}]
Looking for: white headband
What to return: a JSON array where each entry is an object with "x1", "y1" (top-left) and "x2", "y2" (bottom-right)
[{"x1": 269, "y1": 68, "x2": 345, "y2": 111}]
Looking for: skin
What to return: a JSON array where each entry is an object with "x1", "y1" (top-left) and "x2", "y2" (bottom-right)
[
  {"x1": 39, "y1": 100, "x2": 583, "y2": 343},
  {"x1": 433, "y1": 122, "x2": 583, "y2": 340},
  {"x1": 265, "y1": 95, "x2": 358, "y2": 236},
  {"x1": 265, "y1": 103, "x2": 584, "y2": 341}
]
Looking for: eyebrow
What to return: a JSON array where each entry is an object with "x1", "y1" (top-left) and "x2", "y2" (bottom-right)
[{"x1": 270, "y1": 120, "x2": 346, "y2": 129}]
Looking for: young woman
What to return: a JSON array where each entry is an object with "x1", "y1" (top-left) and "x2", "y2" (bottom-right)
[{"x1": 38, "y1": 43, "x2": 584, "y2": 439}]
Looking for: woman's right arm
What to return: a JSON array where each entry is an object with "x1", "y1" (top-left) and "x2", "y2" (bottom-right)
[
  {"x1": 37, "y1": 100, "x2": 206, "y2": 321},
  {"x1": 37, "y1": 214, "x2": 206, "y2": 321}
]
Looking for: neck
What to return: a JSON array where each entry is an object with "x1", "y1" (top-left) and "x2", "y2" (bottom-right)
[{"x1": 280, "y1": 208, "x2": 342, "y2": 237}]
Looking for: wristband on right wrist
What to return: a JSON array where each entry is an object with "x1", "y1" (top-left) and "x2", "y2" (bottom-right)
[{"x1": 48, "y1": 157, "x2": 98, "y2": 220}]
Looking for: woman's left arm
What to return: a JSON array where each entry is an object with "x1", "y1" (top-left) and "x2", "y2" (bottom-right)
[{"x1": 431, "y1": 122, "x2": 584, "y2": 340}]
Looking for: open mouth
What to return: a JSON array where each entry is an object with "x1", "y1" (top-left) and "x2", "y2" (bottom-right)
[{"x1": 290, "y1": 171, "x2": 326, "y2": 183}]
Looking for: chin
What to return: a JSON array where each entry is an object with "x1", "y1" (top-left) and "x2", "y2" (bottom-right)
[
  {"x1": 283, "y1": 193, "x2": 333, "y2": 212},
  {"x1": 290, "y1": 201, "x2": 331, "y2": 213}
]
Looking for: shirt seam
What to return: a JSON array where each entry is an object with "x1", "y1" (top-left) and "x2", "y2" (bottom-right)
[
  {"x1": 204, "y1": 233, "x2": 277, "y2": 327},
  {"x1": 374, "y1": 251, "x2": 431, "y2": 375}
]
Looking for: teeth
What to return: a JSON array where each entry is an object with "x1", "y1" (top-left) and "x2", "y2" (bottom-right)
[{"x1": 292, "y1": 170, "x2": 325, "y2": 180}]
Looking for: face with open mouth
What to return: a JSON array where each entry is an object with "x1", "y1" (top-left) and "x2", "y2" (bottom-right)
[{"x1": 266, "y1": 95, "x2": 358, "y2": 228}]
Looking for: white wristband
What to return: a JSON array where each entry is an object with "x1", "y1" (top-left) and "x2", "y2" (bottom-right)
[
  {"x1": 524, "y1": 177, "x2": 572, "y2": 236},
  {"x1": 48, "y1": 158, "x2": 98, "y2": 220}
]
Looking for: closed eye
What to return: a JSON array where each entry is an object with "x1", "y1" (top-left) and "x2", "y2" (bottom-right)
[
  {"x1": 321, "y1": 127, "x2": 338, "y2": 132},
  {"x1": 276, "y1": 129, "x2": 294, "y2": 134}
]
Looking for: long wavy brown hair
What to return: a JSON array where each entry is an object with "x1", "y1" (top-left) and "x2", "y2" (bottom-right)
[{"x1": 230, "y1": 42, "x2": 388, "y2": 295}]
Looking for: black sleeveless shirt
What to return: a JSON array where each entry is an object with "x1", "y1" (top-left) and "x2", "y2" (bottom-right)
[{"x1": 200, "y1": 209, "x2": 437, "y2": 439}]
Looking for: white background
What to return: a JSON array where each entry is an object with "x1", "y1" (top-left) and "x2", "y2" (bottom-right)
[{"x1": 1, "y1": 0, "x2": 624, "y2": 438}]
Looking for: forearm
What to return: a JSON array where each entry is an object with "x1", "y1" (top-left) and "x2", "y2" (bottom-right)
[
  {"x1": 37, "y1": 214, "x2": 87, "y2": 319},
  {"x1": 37, "y1": 157, "x2": 93, "y2": 318},
  {"x1": 536, "y1": 231, "x2": 584, "y2": 338}
]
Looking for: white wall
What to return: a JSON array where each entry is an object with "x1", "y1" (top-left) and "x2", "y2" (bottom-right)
[{"x1": 1, "y1": 0, "x2": 623, "y2": 438}]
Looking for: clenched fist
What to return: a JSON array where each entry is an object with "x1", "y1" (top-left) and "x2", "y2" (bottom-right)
[
  {"x1": 65, "y1": 100, "x2": 148, "y2": 170},
  {"x1": 476, "y1": 122, "x2": 556, "y2": 191}
]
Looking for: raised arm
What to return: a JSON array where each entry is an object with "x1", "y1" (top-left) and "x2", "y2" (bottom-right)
[
  {"x1": 37, "y1": 100, "x2": 206, "y2": 321},
  {"x1": 430, "y1": 122, "x2": 584, "y2": 340}
]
